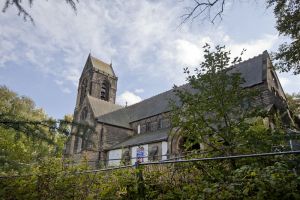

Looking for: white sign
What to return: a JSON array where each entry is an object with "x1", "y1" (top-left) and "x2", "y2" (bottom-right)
[
  {"x1": 131, "y1": 145, "x2": 148, "y2": 165},
  {"x1": 108, "y1": 149, "x2": 122, "y2": 166}
]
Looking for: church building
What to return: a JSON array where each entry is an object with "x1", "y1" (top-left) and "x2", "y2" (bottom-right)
[{"x1": 64, "y1": 51, "x2": 293, "y2": 167}]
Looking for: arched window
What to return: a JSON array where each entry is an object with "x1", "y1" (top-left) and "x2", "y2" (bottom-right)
[
  {"x1": 89, "y1": 81, "x2": 93, "y2": 95},
  {"x1": 149, "y1": 145, "x2": 159, "y2": 161},
  {"x1": 74, "y1": 136, "x2": 82, "y2": 153},
  {"x1": 80, "y1": 107, "x2": 88, "y2": 121},
  {"x1": 100, "y1": 80, "x2": 110, "y2": 101},
  {"x1": 79, "y1": 79, "x2": 88, "y2": 104}
]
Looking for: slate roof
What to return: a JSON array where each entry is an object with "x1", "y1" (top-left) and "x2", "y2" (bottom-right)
[
  {"x1": 228, "y1": 52, "x2": 266, "y2": 87},
  {"x1": 90, "y1": 55, "x2": 116, "y2": 77},
  {"x1": 97, "y1": 51, "x2": 268, "y2": 128},
  {"x1": 109, "y1": 128, "x2": 170, "y2": 150},
  {"x1": 87, "y1": 95, "x2": 123, "y2": 117},
  {"x1": 96, "y1": 87, "x2": 182, "y2": 128}
]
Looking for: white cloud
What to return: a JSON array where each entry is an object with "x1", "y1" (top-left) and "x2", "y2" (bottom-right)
[
  {"x1": 277, "y1": 73, "x2": 300, "y2": 94},
  {"x1": 227, "y1": 34, "x2": 278, "y2": 59},
  {"x1": 0, "y1": 0, "x2": 296, "y2": 97},
  {"x1": 175, "y1": 39, "x2": 203, "y2": 66},
  {"x1": 134, "y1": 88, "x2": 144, "y2": 93},
  {"x1": 117, "y1": 91, "x2": 142, "y2": 106}
]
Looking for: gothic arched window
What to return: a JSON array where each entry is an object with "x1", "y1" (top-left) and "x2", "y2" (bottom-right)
[
  {"x1": 79, "y1": 79, "x2": 88, "y2": 104},
  {"x1": 80, "y1": 107, "x2": 88, "y2": 121},
  {"x1": 100, "y1": 80, "x2": 110, "y2": 101},
  {"x1": 89, "y1": 81, "x2": 93, "y2": 95}
]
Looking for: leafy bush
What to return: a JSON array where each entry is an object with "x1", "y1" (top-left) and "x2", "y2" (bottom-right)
[{"x1": 1, "y1": 156, "x2": 299, "y2": 199}]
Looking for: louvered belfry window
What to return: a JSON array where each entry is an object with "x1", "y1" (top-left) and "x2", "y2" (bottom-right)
[{"x1": 100, "y1": 80, "x2": 110, "y2": 101}]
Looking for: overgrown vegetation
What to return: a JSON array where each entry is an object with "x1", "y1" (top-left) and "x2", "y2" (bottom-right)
[
  {"x1": 287, "y1": 92, "x2": 300, "y2": 116},
  {"x1": 1, "y1": 156, "x2": 300, "y2": 199},
  {"x1": 0, "y1": 86, "x2": 69, "y2": 175},
  {"x1": 268, "y1": 0, "x2": 300, "y2": 74},
  {"x1": 171, "y1": 45, "x2": 287, "y2": 160}
]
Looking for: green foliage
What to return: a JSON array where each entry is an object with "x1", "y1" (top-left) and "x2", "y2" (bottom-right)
[
  {"x1": 267, "y1": 0, "x2": 300, "y2": 74},
  {"x1": 171, "y1": 45, "x2": 284, "y2": 165},
  {"x1": 1, "y1": 157, "x2": 300, "y2": 199},
  {"x1": 286, "y1": 92, "x2": 300, "y2": 116},
  {"x1": 0, "y1": 86, "x2": 67, "y2": 175},
  {"x1": 0, "y1": 158, "x2": 140, "y2": 200}
]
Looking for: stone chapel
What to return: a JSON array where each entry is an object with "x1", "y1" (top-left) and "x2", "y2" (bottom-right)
[{"x1": 64, "y1": 51, "x2": 294, "y2": 167}]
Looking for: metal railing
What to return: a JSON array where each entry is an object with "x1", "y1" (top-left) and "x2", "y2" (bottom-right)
[{"x1": 1, "y1": 150, "x2": 300, "y2": 178}]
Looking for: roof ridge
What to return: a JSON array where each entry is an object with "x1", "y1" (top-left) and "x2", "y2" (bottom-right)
[
  {"x1": 88, "y1": 95, "x2": 123, "y2": 107},
  {"x1": 127, "y1": 88, "x2": 175, "y2": 107},
  {"x1": 226, "y1": 51, "x2": 265, "y2": 71},
  {"x1": 241, "y1": 50, "x2": 267, "y2": 63}
]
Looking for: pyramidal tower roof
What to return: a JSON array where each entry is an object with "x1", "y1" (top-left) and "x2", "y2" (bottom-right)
[{"x1": 89, "y1": 54, "x2": 116, "y2": 77}]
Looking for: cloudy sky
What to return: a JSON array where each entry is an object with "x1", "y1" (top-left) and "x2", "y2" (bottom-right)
[{"x1": 1, "y1": 0, "x2": 299, "y2": 119}]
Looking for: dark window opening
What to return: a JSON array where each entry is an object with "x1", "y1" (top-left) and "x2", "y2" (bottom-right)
[
  {"x1": 82, "y1": 139, "x2": 93, "y2": 150},
  {"x1": 150, "y1": 122, "x2": 157, "y2": 131},
  {"x1": 79, "y1": 79, "x2": 88, "y2": 105},
  {"x1": 140, "y1": 125, "x2": 146, "y2": 133},
  {"x1": 158, "y1": 119, "x2": 163, "y2": 129},
  {"x1": 121, "y1": 150, "x2": 131, "y2": 165},
  {"x1": 158, "y1": 118, "x2": 171, "y2": 129},
  {"x1": 89, "y1": 81, "x2": 93, "y2": 95},
  {"x1": 100, "y1": 80, "x2": 110, "y2": 101},
  {"x1": 80, "y1": 107, "x2": 88, "y2": 121},
  {"x1": 146, "y1": 122, "x2": 151, "y2": 132},
  {"x1": 149, "y1": 146, "x2": 159, "y2": 161}
]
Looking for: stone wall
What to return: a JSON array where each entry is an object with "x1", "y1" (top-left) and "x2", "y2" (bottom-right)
[
  {"x1": 99, "y1": 124, "x2": 134, "y2": 150},
  {"x1": 131, "y1": 112, "x2": 171, "y2": 134}
]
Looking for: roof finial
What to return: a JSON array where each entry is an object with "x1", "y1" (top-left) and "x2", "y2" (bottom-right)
[{"x1": 125, "y1": 101, "x2": 128, "y2": 107}]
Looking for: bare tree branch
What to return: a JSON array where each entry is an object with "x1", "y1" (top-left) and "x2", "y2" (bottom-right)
[
  {"x1": 181, "y1": 0, "x2": 227, "y2": 24},
  {"x1": 2, "y1": 0, "x2": 79, "y2": 24}
]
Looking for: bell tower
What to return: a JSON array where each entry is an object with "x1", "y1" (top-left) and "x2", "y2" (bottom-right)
[
  {"x1": 65, "y1": 54, "x2": 118, "y2": 156},
  {"x1": 75, "y1": 54, "x2": 118, "y2": 111}
]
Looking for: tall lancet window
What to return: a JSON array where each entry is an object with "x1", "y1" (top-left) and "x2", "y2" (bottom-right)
[
  {"x1": 80, "y1": 107, "x2": 88, "y2": 121},
  {"x1": 100, "y1": 80, "x2": 110, "y2": 101},
  {"x1": 79, "y1": 79, "x2": 88, "y2": 105}
]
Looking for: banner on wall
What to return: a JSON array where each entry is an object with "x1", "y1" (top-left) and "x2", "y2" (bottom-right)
[{"x1": 136, "y1": 146, "x2": 145, "y2": 163}]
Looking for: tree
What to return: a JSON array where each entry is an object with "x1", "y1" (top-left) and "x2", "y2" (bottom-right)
[
  {"x1": 286, "y1": 92, "x2": 300, "y2": 116},
  {"x1": 0, "y1": 86, "x2": 95, "y2": 174},
  {"x1": 182, "y1": 0, "x2": 300, "y2": 75},
  {"x1": 268, "y1": 0, "x2": 300, "y2": 74},
  {"x1": 286, "y1": 92, "x2": 300, "y2": 128},
  {"x1": 0, "y1": 86, "x2": 67, "y2": 174},
  {"x1": 171, "y1": 44, "x2": 286, "y2": 169},
  {"x1": 2, "y1": 0, "x2": 78, "y2": 22}
]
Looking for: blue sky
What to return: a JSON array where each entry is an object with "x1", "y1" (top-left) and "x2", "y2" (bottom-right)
[{"x1": 1, "y1": 0, "x2": 299, "y2": 119}]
